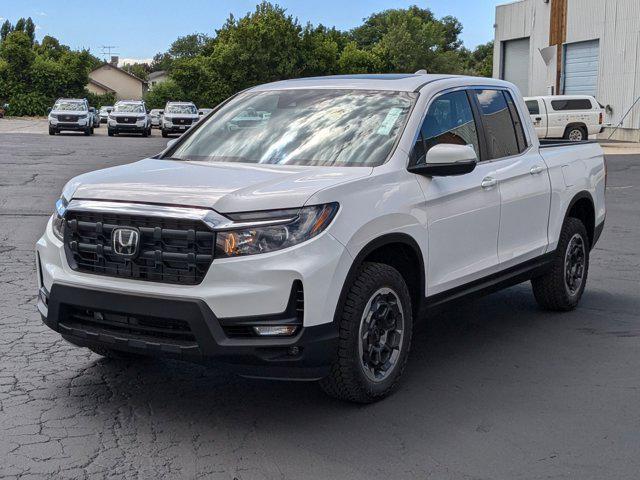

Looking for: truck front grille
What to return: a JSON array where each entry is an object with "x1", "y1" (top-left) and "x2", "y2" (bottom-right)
[
  {"x1": 64, "y1": 211, "x2": 215, "y2": 285},
  {"x1": 173, "y1": 118, "x2": 192, "y2": 125},
  {"x1": 116, "y1": 117, "x2": 137, "y2": 124}
]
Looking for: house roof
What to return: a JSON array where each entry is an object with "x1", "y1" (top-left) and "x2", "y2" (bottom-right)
[
  {"x1": 90, "y1": 63, "x2": 149, "y2": 85},
  {"x1": 87, "y1": 78, "x2": 116, "y2": 93},
  {"x1": 148, "y1": 70, "x2": 168, "y2": 81}
]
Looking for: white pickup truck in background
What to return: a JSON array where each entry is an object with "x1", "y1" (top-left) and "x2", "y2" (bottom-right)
[{"x1": 525, "y1": 95, "x2": 605, "y2": 141}]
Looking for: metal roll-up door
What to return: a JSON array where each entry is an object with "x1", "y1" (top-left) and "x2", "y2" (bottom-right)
[
  {"x1": 502, "y1": 38, "x2": 530, "y2": 96},
  {"x1": 563, "y1": 40, "x2": 600, "y2": 96}
]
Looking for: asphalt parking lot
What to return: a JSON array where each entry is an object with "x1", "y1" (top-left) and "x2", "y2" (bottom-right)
[{"x1": 1, "y1": 121, "x2": 639, "y2": 480}]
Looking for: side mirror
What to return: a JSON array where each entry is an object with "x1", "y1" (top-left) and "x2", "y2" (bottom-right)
[
  {"x1": 159, "y1": 110, "x2": 164, "y2": 115},
  {"x1": 408, "y1": 144, "x2": 477, "y2": 177},
  {"x1": 89, "y1": 107, "x2": 95, "y2": 112},
  {"x1": 166, "y1": 139, "x2": 177, "y2": 148}
]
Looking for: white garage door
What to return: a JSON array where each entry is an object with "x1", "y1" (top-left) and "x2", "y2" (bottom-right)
[
  {"x1": 563, "y1": 40, "x2": 600, "y2": 96},
  {"x1": 502, "y1": 38, "x2": 530, "y2": 95}
]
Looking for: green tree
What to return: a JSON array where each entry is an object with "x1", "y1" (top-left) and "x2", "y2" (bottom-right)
[
  {"x1": 0, "y1": 31, "x2": 35, "y2": 94},
  {"x1": 143, "y1": 79, "x2": 186, "y2": 109},
  {"x1": 168, "y1": 33, "x2": 211, "y2": 58},
  {"x1": 122, "y1": 62, "x2": 150, "y2": 81},
  {"x1": 338, "y1": 42, "x2": 381, "y2": 73},
  {"x1": 14, "y1": 18, "x2": 26, "y2": 33},
  {"x1": 0, "y1": 20, "x2": 12, "y2": 41},
  {"x1": 469, "y1": 41, "x2": 494, "y2": 77},
  {"x1": 25, "y1": 17, "x2": 36, "y2": 44}
]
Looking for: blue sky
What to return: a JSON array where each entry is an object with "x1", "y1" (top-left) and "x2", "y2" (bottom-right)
[{"x1": 1, "y1": 0, "x2": 502, "y2": 63}]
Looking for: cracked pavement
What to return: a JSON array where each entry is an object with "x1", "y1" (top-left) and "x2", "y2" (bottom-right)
[{"x1": 1, "y1": 125, "x2": 639, "y2": 479}]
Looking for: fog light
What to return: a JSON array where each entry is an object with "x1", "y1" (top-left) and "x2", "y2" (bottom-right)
[{"x1": 253, "y1": 326, "x2": 298, "y2": 336}]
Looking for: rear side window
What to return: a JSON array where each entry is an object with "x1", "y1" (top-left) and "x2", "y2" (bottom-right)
[
  {"x1": 551, "y1": 99, "x2": 593, "y2": 110},
  {"x1": 415, "y1": 90, "x2": 480, "y2": 164},
  {"x1": 504, "y1": 92, "x2": 528, "y2": 153},
  {"x1": 473, "y1": 89, "x2": 523, "y2": 159},
  {"x1": 526, "y1": 100, "x2": 540, "y2": 115}
]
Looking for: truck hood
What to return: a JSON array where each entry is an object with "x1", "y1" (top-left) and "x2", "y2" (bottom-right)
[
  {"x1": 51, "y1": 110, "x2": 88, "y2": 116},
  {"x1": 64, "y1": 158, "x2": 372, "y2": 213}
]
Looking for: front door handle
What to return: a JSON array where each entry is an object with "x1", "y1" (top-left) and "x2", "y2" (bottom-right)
[
  {"x1": 530, "y1": 165, "x2": 545, "y2": 175},
  {"x1": 481, "y1": 177, "x2": 497, "y2": 189}
]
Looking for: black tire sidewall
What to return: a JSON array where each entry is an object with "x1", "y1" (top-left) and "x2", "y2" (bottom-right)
[
  {"x1": 560, "y1": 220, "x2": 590, "y2": 303},
  {"x1": 340, "y1": 263, "x2": 413, "y2": 399}
]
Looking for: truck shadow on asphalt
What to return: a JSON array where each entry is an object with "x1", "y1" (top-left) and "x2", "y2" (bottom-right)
[{"x1": 55, "y1": 282, "x2": 620, "y2": 422}]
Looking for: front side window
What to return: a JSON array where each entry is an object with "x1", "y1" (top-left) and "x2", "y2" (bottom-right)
[
  {"x1": 114, "y1": 103, "x2": 144, "y2": 113},
  {"x1": 473, "y1": 89, "x2": 521, "y2": 160},
  {"x1": 416, "y1": 90, "x2": 480, "y2": 164},
  {"x1": 169, "y1": 89, "x2": 416, "y2": 167}
]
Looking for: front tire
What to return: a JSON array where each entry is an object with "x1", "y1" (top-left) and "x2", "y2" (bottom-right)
[
  {"x1": 48, "y1": 126, "x2": 56, "y2": 135},
  {"x1": 320, "y1": 262, "x2": 413, "y2": 403},
  {"x1": 108, "y1": 128, "x2": 115, "y2": 137},
  {"x1": 161, "y1": 129, "x2": 168, "y2": 138},
  {"x1": 532, "y1": 217, "x2": 590, "y2": 311}
]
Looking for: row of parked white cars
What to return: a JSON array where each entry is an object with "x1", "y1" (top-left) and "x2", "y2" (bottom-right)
[{"x1": 47, "y1": 98, "x2": 212, "y2": 137}]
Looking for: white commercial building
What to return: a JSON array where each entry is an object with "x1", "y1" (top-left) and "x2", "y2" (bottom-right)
[{"x1": 494, "y1": 0, "x2": 640, "y2": 141}]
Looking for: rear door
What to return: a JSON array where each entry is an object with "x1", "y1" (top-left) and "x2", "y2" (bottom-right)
[
  {"x1": 413, "y1": 90, "x2": 501, "y2": 295},
  {"x1": 471, "y1": 89, "x2": 551, "y2": 266},
  {"x1": 526, "y1": 98, "x2": 547, "y2": 138}
]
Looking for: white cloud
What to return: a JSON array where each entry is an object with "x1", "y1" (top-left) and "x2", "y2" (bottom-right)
[
  {"x1": 36, "y1": 11, "x2": 47, "y2": 16},
  {"x1": 118, "y1": 58, "x2": 153, "y2": 66}
]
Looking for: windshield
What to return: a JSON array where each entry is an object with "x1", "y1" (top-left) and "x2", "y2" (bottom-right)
[
  {"x1": 169, "y1": 89, "x2": 416, "y2": 167},
  {"x1": 53, "y1": 101, "x2": 85, "y2": 112},
  {"x1": 166, "y1": 104, "x2": 197, "y2": 114},
  {"x1": 114, "y1": 103, "x2": 144, "y2": 113}
]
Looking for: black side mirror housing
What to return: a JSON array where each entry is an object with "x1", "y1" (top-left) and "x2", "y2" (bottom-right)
[{"x1": 408, "y1": 144, "x2": 478, "y2": 177}]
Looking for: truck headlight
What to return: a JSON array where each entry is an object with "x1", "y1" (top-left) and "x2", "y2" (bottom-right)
[
  {"x1": 215, "y1": 203, "x2": 339, "y2": 258},
  {"x1": 52, "y1": 197, "x2": 68, "y2": 241}
]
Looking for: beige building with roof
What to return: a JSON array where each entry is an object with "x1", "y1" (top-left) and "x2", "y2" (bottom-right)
[{"x1": 86, "y1": 57, "x2": 148, "y2": 100}]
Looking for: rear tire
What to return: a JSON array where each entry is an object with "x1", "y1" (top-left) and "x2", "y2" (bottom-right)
[
  {"x1": 532, "y1": 217, "x2": 590, "y2": 311},
  {"x1": 564, "y1": 126, "x2": 586, "y2": 142},
  {"x1": 320, "y1": 262, "x2": 413, "y2": 403}
]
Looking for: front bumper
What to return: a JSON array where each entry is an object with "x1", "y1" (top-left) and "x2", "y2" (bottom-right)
[
  {"x1": 109, "y1": 122, "x2": 147, "y2": 133},
  {"x1": 36, "y1": 216, "x2": 352, "y2": 378},
  {"x1": 51, "y1": 121, "x2": 87, "y2": 131},
  {"x1": 38, "y1": 284, "x2": 338, "y2": 379},
  {"x1": 162, "y1": 123, "x2": 192, "y2": 134}
]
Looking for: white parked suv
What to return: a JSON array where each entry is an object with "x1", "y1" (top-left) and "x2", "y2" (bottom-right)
[
  {"x1": 107, "y1": 100, "x2": 152, "y2": 137},
  {"x1": 162, "y1": 101, "x2": 199, "y2": 137},
  {"x1": 48, "y1": 98, "x2": 95, "y2": 136},
  {"x1": 524, "y1": 95, "x2": 605, "y2": 141},
  {"x1": 36, "y1": 75, "x2": 606, "y2": 403}
]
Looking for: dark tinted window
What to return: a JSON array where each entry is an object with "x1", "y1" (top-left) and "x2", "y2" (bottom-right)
[
  {"x1": 526, "y1": 100, "x2": 540, "y2": 115},
  {"x1": 505, "y1": 92, "x2": 528, "y2": 152},
  {"x1": 551, "y1": 99, "x2": 593, "y2": 110},
  {"x1": 474, "y1": 89, "x2": 520, "y2": 159},
  {"x1": 415, "y1": 90, "x2": 479, "y2": 164}
]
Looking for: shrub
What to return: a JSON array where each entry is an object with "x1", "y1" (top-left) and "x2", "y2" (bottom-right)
[
  {"x1": 143, "y1": 79, "x2": 185, "y2": 109},
  {"x1": 6, "y1": 92, "x2": 51, "y2": 116},
  {"x1": 84, "y1": 90, "x2": 116, "y2": 109}
]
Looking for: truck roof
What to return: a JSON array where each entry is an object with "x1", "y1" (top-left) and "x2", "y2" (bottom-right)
[{"x1": 250, "y1": 74, "x2": 511, "y2": 93}]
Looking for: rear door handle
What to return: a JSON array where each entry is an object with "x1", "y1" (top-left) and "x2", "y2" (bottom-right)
[
  {"x1": 481, "y1": 177, "x2": 497, "y2": 189},
  {"x1": 530, "y1": 165, "x2": 545, "y2": 175}
]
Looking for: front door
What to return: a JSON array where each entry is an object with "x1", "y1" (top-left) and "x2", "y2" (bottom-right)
[{"x1": 412, "y1": 90, "x2": 501, "y2": 295}]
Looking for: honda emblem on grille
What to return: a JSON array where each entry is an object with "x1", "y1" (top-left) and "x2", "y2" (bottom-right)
[{"x1": 112, "y1": 227, "x2": 140, "y2": 258}]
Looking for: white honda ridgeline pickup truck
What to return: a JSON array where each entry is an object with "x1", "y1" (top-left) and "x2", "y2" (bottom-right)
[{"x1": 36, "y1": 74, "x2": 606, "y2": 403}]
